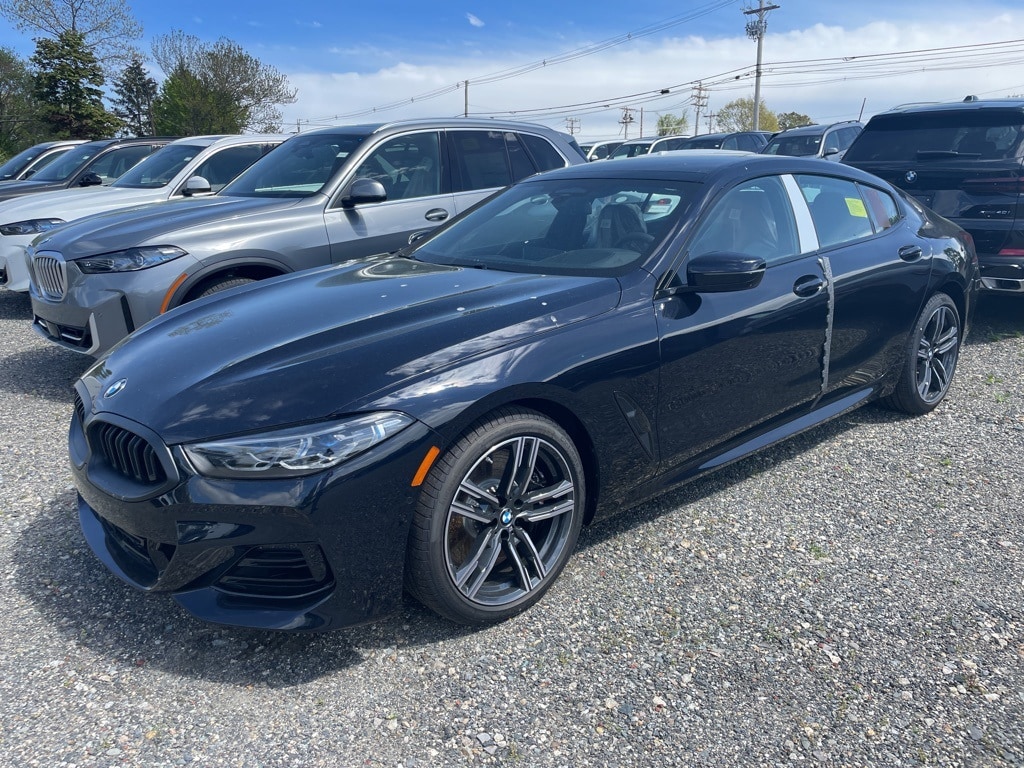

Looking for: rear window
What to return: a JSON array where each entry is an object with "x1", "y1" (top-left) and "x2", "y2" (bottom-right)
[{"x1": 843, "y1": 110, "x2": 1024, "y2": 162}]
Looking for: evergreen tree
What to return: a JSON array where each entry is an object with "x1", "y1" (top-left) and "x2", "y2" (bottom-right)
[
  {"x1": 0, "y1": 46, "x2": 42, "y2": 158},
  {"x1": 31, "y1": 30, "x2": 122, "y2": 138},
  {"x1": 112, "y1": 57, "x2": 157, "y2": 136}
]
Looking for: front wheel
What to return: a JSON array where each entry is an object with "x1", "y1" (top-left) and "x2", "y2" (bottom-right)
[
  {"x1": 882, "y1": 292, "x2": 961, "y2": 414},
  {"x1": 406, "y1": 407, "x2": 585, "y2": 625}
]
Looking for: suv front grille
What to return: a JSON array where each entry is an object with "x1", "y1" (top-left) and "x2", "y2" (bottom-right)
[
  {"x1": 93, "y1": 422, "x2": 166, "y2": 485},
  {"x1": 33, "y1": 255, "x2": 66, "y2": 300}
]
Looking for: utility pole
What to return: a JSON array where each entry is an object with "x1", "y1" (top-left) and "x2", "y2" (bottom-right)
[
  {"x1": 692, "y1": 82, "x2": 709, "y2": 135},
  {"x1": 619, "y1": 107, "x2": 635, "y2": 139},
  {"x1": 565, "y1": 117, "x2": 580, "y2": 136},
  {"x1": 464, "y1": 80, "x2": 469, "y2": 118},
  {"x1": 744, "y1": 0, "x2": 779, "y2": 131},
  {"x1": 706, "y1": 113, "x2": 717, "y2": 133}
]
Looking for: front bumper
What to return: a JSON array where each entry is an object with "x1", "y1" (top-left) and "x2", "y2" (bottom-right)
[
  {"x1": 30, "y1": 254, "x2": 197, "y2": 355},
  {"x1": 0, "y1": 239, "x2": 31, "y2": 292},
  {"x1": 71, "y1": 395, "x2": 436, "y2": 631}
]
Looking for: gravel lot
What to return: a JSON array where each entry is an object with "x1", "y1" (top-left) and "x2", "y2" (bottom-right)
[{"x1": 0, "y1": 287, "x2": 1021, "y2": 768}]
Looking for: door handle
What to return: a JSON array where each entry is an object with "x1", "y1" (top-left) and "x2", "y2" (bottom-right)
[
  {"x1": 898, "y1": 244, "x2": 923, "y2": 261},
  {"x1": 425, "y1": 208, "x2": 449, "y2": 222},
  {"x1": 793, "y1": 274, "x2": 824, "y2": 297}
]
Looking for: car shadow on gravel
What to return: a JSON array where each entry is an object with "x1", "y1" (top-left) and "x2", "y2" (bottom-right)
[
  {"x1": 0, "y1": 288, "x2": 31, "y2": 319},
  {"x1": 966, "y1": 295, "x2": 1022, "y2": 345}
]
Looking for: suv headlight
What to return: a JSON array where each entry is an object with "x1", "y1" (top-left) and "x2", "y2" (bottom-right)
[
  {"x1": 181, "y1": 412, "x2": 415, "y2": 479},
  {"x1": 0, "y1": 218, "x2": 65, "y2": 236},
  {"x1": 76, "y1": 245, "x2": 187, "y2": 273}
]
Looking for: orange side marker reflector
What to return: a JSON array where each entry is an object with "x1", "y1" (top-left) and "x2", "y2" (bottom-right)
[
  {"x1": 411, "y1": 446, "x2": 441, "y2": 487},
  {"x1": 160, "y1": 272, "x2": 190, "y2": 314}
]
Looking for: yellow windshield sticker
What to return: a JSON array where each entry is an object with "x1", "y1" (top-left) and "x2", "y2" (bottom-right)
[{"x1": 845, "y1": 197, "x2": 868, "y2": 217}]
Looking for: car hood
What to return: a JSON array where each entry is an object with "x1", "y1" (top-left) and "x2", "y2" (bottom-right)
[
  {"x1": 0, "y1": 179, "x2": 66, "y2": 201},
  {"x1": 0, "y1": 185, "x2": 171, "y2": 227},
  {"x1": 81, "y1": 257, "x2": 621, "y2": 443},
  {"x1": 32, "y1": 195, "x2": 314, "y2": 258}
]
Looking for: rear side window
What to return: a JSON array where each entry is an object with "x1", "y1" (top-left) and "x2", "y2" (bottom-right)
[
  {"x1": 449, "y1": 130, "x2": 548, "y2": 192},
  {"x1": 520, "y1": 133, "x2": 567, "y2": 171},
  {"x1": 796, "y1": 175, "x2": 875, "y2": 248},
  {"x1": 844, "y1": 110, "x2": 1024, "y2": 162}
]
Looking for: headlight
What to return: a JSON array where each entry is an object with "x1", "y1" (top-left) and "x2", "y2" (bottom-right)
[
  {"x1": 76, "y1": 245, "x2": 187, "y2": 273},
  {"x1": 181, "y1": 412, "x2": 414, "y2": 479},
  {"x1": 0, "y1": 218, "x2": 65, "y2": 236}
]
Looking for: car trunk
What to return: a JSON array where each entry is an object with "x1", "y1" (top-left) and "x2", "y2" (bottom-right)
[{"x1": 843, "y1": 108, "x2": 1024, "y2": 256}]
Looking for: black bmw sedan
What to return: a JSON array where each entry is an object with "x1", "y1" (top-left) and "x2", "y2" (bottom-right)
[{"x1": 70, "y1": 152, "x2": 980, "y2": 631}]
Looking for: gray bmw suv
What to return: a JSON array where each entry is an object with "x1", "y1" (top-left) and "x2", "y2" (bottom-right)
[{"x1": 29, "y1": 118, "x2": 586, "y2": 356}]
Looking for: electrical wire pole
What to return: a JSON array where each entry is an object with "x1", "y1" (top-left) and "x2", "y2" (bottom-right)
[
  {"x1": 692, "y1": 82, "x2": 709, "y2": 135},
  {"x1": 744, "y1": 0, "x2": 779, "y2": 131}
]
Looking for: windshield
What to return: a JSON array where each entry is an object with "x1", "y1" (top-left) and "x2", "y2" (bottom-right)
[
  {"x1": 0, "y1": 145, "x2": 50, "y2": 180},
  {"x1": 113, "y1": 144, "x2": 204, "y2": 189},
  {"x1": 414, "y1": 177, "x2": 697, "y2": 277},
  {"x1": 29, "y1": 143, "x2": 105, "y2": 182},
  {"x1": 842, "y1": 110, "x2": 1024, "y2": 162},
  {"x1": 762, "y1": 133, "x2": 822, "y2": 157},
  {"x1": 221, "y1": 133, "x2": 369, "y2": 198}
]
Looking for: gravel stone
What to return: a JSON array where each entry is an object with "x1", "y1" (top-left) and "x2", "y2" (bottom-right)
[{"x1": 0, "y1": 288, "x2": 1022, "y2": 767}]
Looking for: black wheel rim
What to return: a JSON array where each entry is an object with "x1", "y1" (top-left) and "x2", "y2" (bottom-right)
[
  {"x1": 444, "y1": 435, "x2": 577, "y2": 608},
  {"x1": 916, "y1": 304, "x2": 959, "y2": 404}
]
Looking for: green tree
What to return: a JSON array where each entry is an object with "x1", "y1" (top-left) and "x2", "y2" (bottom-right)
[
  {"x1": 112, "y1": 56, "x2": 157, "y2": 136},
  {"x1": 151, "y1": 31, "x2": 296, "y2": 134},
  {"x1": 777, "y1": 111, "x2": 812, "y2": 131},
  {"x1": 31, "y1": 30, "x2": 122, "y2": 138},
  {"x1": 0, "y1": 0, "x2": 142, "y2": 71},
  {"x1": 0, "y1": 46, "x2": 42, "y2": 159},
  {"x1": 656, "y1": 112, "x2": 690, "y2": 137},
  {"x1": 715, "y1": 97, "x2": 779, "y2": 133}
]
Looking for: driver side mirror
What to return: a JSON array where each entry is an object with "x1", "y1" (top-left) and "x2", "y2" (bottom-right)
[
  {"x1": 660, "y1": 252, "x2": 767, "y2": 296},
  {"x1": 341, "y1": 178, "x2": 387, "y2": 208},
  {"x1": 181, "y1": 175, "x2": 212, "y2": 197},
  {"x1": 78, "y1": 172, "x2": 103, "y2": 187}
]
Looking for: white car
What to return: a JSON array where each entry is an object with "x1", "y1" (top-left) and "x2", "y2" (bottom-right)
[{"x1": 0, "y1": 134, "x2": 286, "y2": 292}]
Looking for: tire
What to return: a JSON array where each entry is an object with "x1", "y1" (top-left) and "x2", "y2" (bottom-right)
[
  {"x1": 882, "y1": 292, "x2": 961, "y2": 415},
  {"x1": 406, "y1": 407, "x2": 585, "y2": 625},
  {"x1": 193, "y1": 276, "x2": 256, "y2": 300}
]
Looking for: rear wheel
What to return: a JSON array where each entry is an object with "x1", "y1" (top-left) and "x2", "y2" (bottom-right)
[
  {"x1": 406, "y1": 407, "x2": 585, "y2": 625},
  {"x1": 882, "y1": 292, "x2": 961, "y2": 414}
]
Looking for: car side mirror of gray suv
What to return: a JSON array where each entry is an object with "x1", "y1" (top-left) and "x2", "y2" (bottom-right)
[
  {"x1": 79, "y1": 172, "x2": 103, "y2": 187},
  {"x1": 341, "y1": 178, "x2": 388, "y2": 208},
  {"x1": 182, "y1": 176, "x2": 213, "y2": 197}
]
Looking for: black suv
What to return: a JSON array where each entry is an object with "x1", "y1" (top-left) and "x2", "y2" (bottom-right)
[
  {"x1": 843, "y1": 97, "x2": 1024, "y2": 295},
  {"x1": 0, "y1": 137, "x2": 175, "y2": 203}
]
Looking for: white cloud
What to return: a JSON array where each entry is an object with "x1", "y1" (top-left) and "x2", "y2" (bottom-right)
[
  {"x1": 467, "y1": 13, "x2": 485, "y2": 28},
  {"x1": 280, "y1": 14, "x2": 1024, "y2": 141}
]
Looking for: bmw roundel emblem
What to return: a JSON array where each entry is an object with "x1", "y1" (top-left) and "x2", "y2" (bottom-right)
[
  {"x1": 904, "y1": 170, "x2": 918, "y2": 184},
  {"x1": 104, "y1": 378, "x2": 128, "y2": 398}
]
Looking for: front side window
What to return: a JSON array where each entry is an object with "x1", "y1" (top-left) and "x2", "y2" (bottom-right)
[
  {"x1": 222, "y1": 132, "x2": 369, "y2": 198},
  {"x1": 688, "y1": 176, "x2": 799, "y2": 264},
  {"x1": 113, "y1": 144, "x2": 204, "y2": 189},
  {"x1": 796, "y1": 175, "x2": 875, "y2": 248},
  {"x1": 189, "y1": 144, "x2": 277, "y2": 192},
  {"x1": 352, "y1": 132, "x2": 441, "y2": 201},
  {"x1": 415, "y1": 178, "x2": 696, "y2": 277}
]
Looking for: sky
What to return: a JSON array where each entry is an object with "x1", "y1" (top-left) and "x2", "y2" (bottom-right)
[{"x1": 2, "y1": 0, "x2": 1024, "y2": 141}]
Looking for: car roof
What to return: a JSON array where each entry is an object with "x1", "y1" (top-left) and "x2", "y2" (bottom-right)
[
  {"x1": 521, "y1": 150, "x2": 885, "y2": 184},
  {"x1": 164, "y1": 134, "x2": 291, "y2": 148},
  {"x1": 771, "y1": 121, "x2": 861, "y2": 137},
  {"x1": 877, "y1": 96, "x2": 1024, "y2": 116},
  {"x1": 298, "y1": 118, "x2": 573, "y2": 138}
]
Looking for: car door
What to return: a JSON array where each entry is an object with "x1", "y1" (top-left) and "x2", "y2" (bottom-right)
[
  {"x1": 655, "y1": 174, "x2": 829, "y2": 471},
  {"x1": 325, "y1": 130, "x2": 457, "y2": 262},
  {"x1": 793, "y1": 173, "x2": 932, "y2": 400}
]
